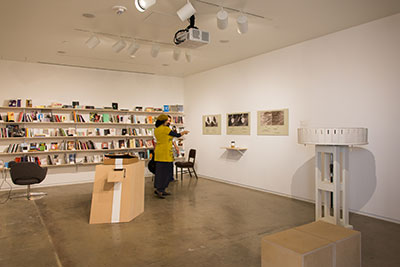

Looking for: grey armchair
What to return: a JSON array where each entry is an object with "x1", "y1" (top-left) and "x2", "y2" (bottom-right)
[{"x1": 9, "y1": 162, "x2": 47, "y2": 200}]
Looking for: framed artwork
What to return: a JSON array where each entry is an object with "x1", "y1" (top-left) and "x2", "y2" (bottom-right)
[
  {"x1": 227, "y1": 112, "x2": 250, "y2": 135},
  {"x1": 257, "y1": 108, "x2": 289, "y2": 135},
  {"x1": 202, "y1": 114, "x2": 221, "y2": 135}
]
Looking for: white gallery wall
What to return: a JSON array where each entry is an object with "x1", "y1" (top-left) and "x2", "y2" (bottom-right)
[
  {"x1": 0, "y1": 60, "x2": 184, "y2": 186},
  {"x1": 183, "y1": 13, "x2": 400, "y2": 223}
]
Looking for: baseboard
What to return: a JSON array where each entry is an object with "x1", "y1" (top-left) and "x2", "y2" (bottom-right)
[
  {"x1": 0, "y1": 178, "x2": 94, "y2": 191},
  {"x1": 199, "y1": 174, "x2": 400, "y2": 225}
]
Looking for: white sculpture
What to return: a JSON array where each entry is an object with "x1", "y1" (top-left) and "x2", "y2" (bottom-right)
[{"x1": 298, "y1": 127, "x2": 368, "y2": 228}]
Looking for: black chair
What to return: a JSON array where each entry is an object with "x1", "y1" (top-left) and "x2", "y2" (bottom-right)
[
  {"x1": 175, "y1": 149, "x2": 198, "y2": 181},
  {"x1": 9, "y1": 162, "x2": 47, "y2": 200}
]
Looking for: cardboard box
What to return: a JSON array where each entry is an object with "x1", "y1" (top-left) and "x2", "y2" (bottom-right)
[
  {"x1": 262, "y1": 228, "x2": 334, "y2": 267},
  {"x1": 295, "y1": 221, "x2": 361, "y2": 267},
  {"x1": 89, "y1": 159, "x2": 144, "y2": 224}
]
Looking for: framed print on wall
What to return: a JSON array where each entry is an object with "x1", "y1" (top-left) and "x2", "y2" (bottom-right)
[
  {"x1": 257, "y1": 108, "x2": 289, "y2": 135},
  {"x1": 202, "y1": 114, "x2": 221, "y2": 135},
  {"x1": 227, "y1": 112, "x2": 250, "y2": 135}
]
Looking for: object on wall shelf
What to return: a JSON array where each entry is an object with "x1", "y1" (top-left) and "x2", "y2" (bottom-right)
[
  {"x1": 298, "y1": 127, "x2": 368, "y2": 229},
  {"x1": 220, "y1": 147, "x2": 247, "y2": 155}
]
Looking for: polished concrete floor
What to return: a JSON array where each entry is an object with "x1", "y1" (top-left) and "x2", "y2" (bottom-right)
[{"x1": 1, "y1": 176, "x2": 399, "y2": 267}]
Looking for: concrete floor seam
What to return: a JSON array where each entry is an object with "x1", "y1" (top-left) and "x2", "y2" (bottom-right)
[{"x1": 33, "y1": 200, "x2": 63, "y2": 267}]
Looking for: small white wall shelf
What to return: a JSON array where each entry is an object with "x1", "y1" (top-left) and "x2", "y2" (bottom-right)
[
  {"x1": 298, "y1": 127, "x2": 368, "y2": 229},
  {"x1": 221, "y1": 147, "x2": 247, "y2": 155}
]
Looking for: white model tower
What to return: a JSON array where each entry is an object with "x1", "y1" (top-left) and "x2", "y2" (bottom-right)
[{"x1": 298, "y1": 128, "x2": 368, "y2": 228}]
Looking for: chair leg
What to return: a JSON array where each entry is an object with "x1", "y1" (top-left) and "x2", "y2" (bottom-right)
[
  {"x1": 181, "y1": 167, "x2": 183, "y2": 181},
  {"x1": 27, "y1": 184, "x2": 31, "y2": 200},
  {"x1": 188, "y1": 168, "x2": 192, "y2": 177},
  {"x1": 175, "y1": 165, "x2": 178, "y2": 180},
  {"x1": 192, "y1": 168, "x2": 198, "y2": 179},
  {"x1": 11, "y1": 184, "x2": 47, "y2": 200}
]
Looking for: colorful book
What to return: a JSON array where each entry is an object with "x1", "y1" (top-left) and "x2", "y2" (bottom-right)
[{"x1": 103, "y1": 113, "x2": 110, "y2": 123}]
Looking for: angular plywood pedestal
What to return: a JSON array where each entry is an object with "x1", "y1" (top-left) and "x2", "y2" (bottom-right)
[
  {"x1": 296, "y1": 221, "x2": 361, "y2": 267},
  {"x1": 262, "y1": 221, "x2": 361, "y2": 267},
  {"x1": 89, "y1": 157, "x2": 145, "y2": 224},
  {"x1": 262, "y1": 229, "x2": 333, "y2": 267}
]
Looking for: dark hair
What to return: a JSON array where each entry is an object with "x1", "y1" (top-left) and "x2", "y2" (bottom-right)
[{"x1": 155, "y1": 119, "x2": 167, "y2": 128}]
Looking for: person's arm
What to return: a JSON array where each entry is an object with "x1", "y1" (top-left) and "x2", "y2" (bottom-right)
[
  {"x1": 169, "y1": 130, "x2": 181, "y2": 138},
  {"x1": 168, "y1": 130, "x2": 189, "y2": 138}
]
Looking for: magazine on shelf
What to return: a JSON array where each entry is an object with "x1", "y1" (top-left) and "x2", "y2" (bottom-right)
[
  {"x1": 50, "y1": 142, "x2": 59, "y2": 151},
  {"x1": 118, "y1": 140, "x2": 126, "y2": 149},
  {"x1": 67, "y1": 141, "x2": 75, "y2": 150},
  {"x1": 101, "y1": 142, "x2": 108, "y2": 149}
]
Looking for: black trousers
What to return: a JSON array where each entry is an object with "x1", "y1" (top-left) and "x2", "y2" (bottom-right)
[{"x1": 154, "y1": 161, "x2": 173, "y2": 192}]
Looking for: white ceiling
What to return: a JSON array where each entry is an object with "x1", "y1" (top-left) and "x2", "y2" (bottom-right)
[{"x1": 1, "y1": 0, "x2": 399, "y2": 77}]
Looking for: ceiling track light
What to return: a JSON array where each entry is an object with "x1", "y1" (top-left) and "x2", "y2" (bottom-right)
[
  {"x1": 112, "y1": 40, "x2": 127, "y2": 53},
  {"x1": 185, "y1": 51, "x2": 192, "y2": 63},
  {"x1": 151, "y1": 44, "x2": 160, "y2": 58},
  {"x1": 177, "y1": 1, "x2": 196, "y2": 21},
  {"x1": 85, "y1": 35, "x2": 100, "y2": 49},
  {"x1": 135, "y1": 0, "x2": 156, "y2": 12},
  {"x1": 128, "y1": 41, "x2": 140, "y2": 57},
  {"x1": 216, "y1": 7, "x2": 228, "y2": 30},
  {"x1": 173, "y1": 49, "x2": 181, "y2": 61},
  {"x1": 237, "y1": 14, "x2": 248, "y2": 34}
]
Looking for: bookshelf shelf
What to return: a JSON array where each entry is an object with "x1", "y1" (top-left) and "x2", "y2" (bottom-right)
[
  {"x1": 0, "y1": 135, "x2": 152, "y2": 141},
  {"x1": 0, "y1": 122, "x2": 77, "y2": 125},
  {"x1": 0, "y1": 147, "x2": 154, "y2": 156},
  {"x1": 0, "y1": 106, "x2": 184, "y2": 115},
  {"x1": 0, "y1": 121, "x2": 183, "y2": 127}
]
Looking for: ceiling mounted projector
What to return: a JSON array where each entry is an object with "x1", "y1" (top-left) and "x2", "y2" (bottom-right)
[
  {"x1": 175, "y1": 28, "x2": 209, "y2": 48},
  {"x1": 174, "y1": 15, "x2": 209, "y2": 48}
]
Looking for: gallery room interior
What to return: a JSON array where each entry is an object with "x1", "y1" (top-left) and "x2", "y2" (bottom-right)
[{"x1": 0, "y1": 0, "x2": 400, "y2": 266}]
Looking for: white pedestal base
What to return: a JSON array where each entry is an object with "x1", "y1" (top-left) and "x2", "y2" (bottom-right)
[{"x1": 315, "y1": 145, "x2": 352, "y2": 229}]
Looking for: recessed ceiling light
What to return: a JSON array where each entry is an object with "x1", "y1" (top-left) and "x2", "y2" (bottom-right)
[
  {"x1": 82, "y1": 13, "x2": 96, "y2": 19},
  {"x1": 162, "y1": 64, "x2": 169, "y2": 67},
  {"x1": 130, "y1": 55, "x2": 136, "y2": 58},
  {"x1": 112, "y1": 6, "x2": 127, "y2": 15},
  {"x1": 219, "y1": 40, "x2": 230, "y2": 43},
  {"x1": 57, "y1": 51, "x2": 66, "y2": 54}
]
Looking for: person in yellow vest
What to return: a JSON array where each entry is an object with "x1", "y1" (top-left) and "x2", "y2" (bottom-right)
[{"x1": 154, "y1": 114, "x2": 189, "y2": 199}]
